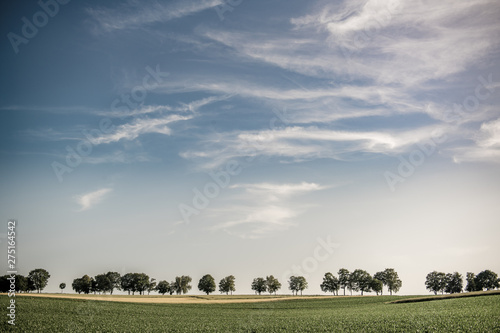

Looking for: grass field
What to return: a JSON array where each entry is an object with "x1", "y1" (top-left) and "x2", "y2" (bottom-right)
[{"x1": 1, "y1": 293, "x2": 499, "y2": 332}]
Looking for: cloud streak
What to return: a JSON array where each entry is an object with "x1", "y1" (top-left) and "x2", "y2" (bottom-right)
[
  {"x1": 75, "y1": 188, "x2": 113, "y2": 211},
  {"x1": 207, "y1": 182, "x2": 327, "y2": 238},
  {"x1": 88, "y1": 0, "x2": 224, "y2": 33}
]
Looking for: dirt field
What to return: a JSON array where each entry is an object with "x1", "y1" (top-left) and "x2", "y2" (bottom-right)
[{"x1": 10, "y1": 293, "x2": 337, "y2": 304}]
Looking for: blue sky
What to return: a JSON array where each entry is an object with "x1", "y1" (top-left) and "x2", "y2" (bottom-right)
[{"x1": 1, "y1": 0, "x2": 500, "y2": 295}]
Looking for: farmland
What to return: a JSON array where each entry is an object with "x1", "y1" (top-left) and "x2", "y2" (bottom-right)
[{"x1": 1, "y1": 292, "x2": 499, "y2": 332}]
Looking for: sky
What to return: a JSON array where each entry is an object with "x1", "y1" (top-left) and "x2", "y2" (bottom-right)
[{"x1": 1, "y1": 0, "x2": 499, "y2": 295}]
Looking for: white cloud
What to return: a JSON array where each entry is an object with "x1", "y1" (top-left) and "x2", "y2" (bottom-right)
[
  {"x1": 87, "y1": 0, "x2": 224, "y2": 33},
  {"x1": 93, "y1": 114, "x2": 193, "y2": 145},
  {"x1": 181, "y1": 124, "x2": 452, "y2": 169},
  {"x1": 207, "y1": 182, "x2": 326, "y2": 239},
  {"x1": 75, "y1": 188, "x2": 113, "y2": 211},
  {"x1": 452, "y1": 118, "x2": 500, "y2": 163}
]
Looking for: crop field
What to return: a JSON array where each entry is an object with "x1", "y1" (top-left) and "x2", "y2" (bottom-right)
[{"x1": 1, "y1": 293, "x2": 499, "y2": 332}]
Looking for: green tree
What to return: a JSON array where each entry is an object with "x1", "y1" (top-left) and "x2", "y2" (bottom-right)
[
  {"x1": 147, "y1": 278, "x2": 157, "y2": 295},
  {"x1": 219, "y1": 275, "x2": 236, "y2": 295},
  {"x1": 350, "y1": 269, "x2": 372, "y2": 295},
  {"x1": 373, "y1": 271, "x2": 386, "y2": 295},
  {"x1": 266, "y1": 275, "x2": 282, "y2": 295},
  {"x1": 134, "y1": 273, "x2": 150, "y2": 295},
  {"x1": 0, "y1": 276, "x2": 10, "y2": 292},
  {"x1": 90, "y1": 277, "x2": 98, "y2": 294},
  {"x1": 15, "y1": 275, "x2": 29, "y2": 292},
  {"x1": 156, "y1": 280, "x2": 171, "y2": 295},
  {"x1": 370, "y1": 279, "x2": 383, "y2": 295},
  {"x1": 475, "y1": 270, "x2": 500, "y2": 290},
  {"x1": 173, "y1": 276, "x2": 192, "y2": 295},
  {"x1": 465, "y1": 272, "x2": 477, "y2": 292},
  {"x1": 59, "y1": 283, "x2": 66, "y2": 293},
  {"x1": 320, "y1": 272, "x2": 339, "y2": 295},
  {"x1": 384, "y1": 268, "x2": 402, "y2": 295},
  {"x1": 445, "y1": 272, "x2": 463, "y2": 294},
  {"x1": 198, "y1": 274, "x2": 216, "y2": 295},
  {"x1": 121, "y1": 273, "x2": 135, "y2": 295},
  {"x1": 289, "y1": 276, "x2": 308, "y2": 295},
  {"x1": 72, "y1": 275, "x2": 92, "y2": 294},
  {"x1": 106, "y1": 272, "x2": 121, "y2": 295},
  {"x1": 94, "y1": 274, "x2": 112, "y2": 294},
  {"x1": 425, "y1": 271, "x2": 446, "y2": 295},
  {"x1": 27, "y1": 277, "x2": 36, "y2": 293},
  {"x1": 28, "y1": 269, "x2": 50, "y2": 293},
  {"x1": 338, "y1": 268, "x2": 350, "y2": 296},
  {"x1": 251, "y1": 277, "x2": 267, "y2": 295}
]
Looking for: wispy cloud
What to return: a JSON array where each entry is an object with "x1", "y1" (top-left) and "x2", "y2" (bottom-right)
[
  {"x1": 93, "y1": 114, "x2": 193, "y2": 145},
  {"x1": 207, "y1": 182, "x2": 327, "y2": 238},
  {"x1": 87, "y1": 0, "x2": 224, "y2": 33},
  {"x1": 452, "y1": 118, "x2": 500, "y2": 163},
  {"x1": 75, "y1": 188, "x2": 113, "y2": 211},
  {"x1": 181, "y1": 124, "x2": 452, "y2": 169}
]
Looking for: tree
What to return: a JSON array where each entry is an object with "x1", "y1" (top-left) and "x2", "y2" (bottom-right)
[
  {"x1": 72, "y1": 275, "x2": 92, "y2": 294},
  {"x1": 121, "y1": 273, "x2": 135, "y2": 295},
  {"x1": 28, "y1": 269, "x2": 50, "y2": 293},
  {"x1": 219, "y1": 275, "x2": 236, "y2": 295},
  {"x1": 198, "y1": 274, "x2": 216, "y2": 295},
  {"x1": 350, "y1": 269, "x2": 372, "y2": 295},
  {"x1": 465, "y1": 272, "x2": 477, "y2": 292},
  {"x1": 383, "y1": 268, "x2": 402, "y2": 295},
  {"x1": 90, "y1": 277, "x2": 98, "y2": 294},
  {"x1": 320, "y1": 272, "x2": 339, "y2": 295},
  {"x1": 27, "y1": 277, "x2": 36, "y2": 293},
  {"x1": 289, "y1": 276, "x2": 308, "y2": 295},
  {"x1": 0, "y1": 276, "x2": 10, "y2": 292},
  {"x1": 445, "y1": 272, "x2": 463, "y2": 294},
  {"x1": 59, "y1": 283, "x2": 66, "y2": 293},
  {"x1": 173, "y1": 276, "x2": 192, "y2": 295},
  {"x1": 251, "y1": 277, "x2": 267, "y2": 295},
  {"x1": 338, "y1": 268, "x2": 350, "y2": 296},
  {"x1": 133, "y1": 273, "x2": 150, "y2": 295},
  {"x1": 147, "y1": 278, "x2": 157, "y2": 295},
  {"x1": 156, "y1": 280, "x2": 172, "y2": 295},
  {"x1": 370, "y1": 279, "x2": 383, "y2": 295},
  {"x1": 475, "y1": 270, "x2": 500, "y2": 291},
  {"x1": 425, "y1": 271, "x2": 446, "y2": 295},
  {"x1": 266, "y1": 275, "x2": 282, "y2": 295},
  {"x1": 373, "y1": 271, "x2": 386, "y2": 295},
  {"x1": 94, "y1": 274, "x2": 112, "y2": 294},
  {"x1": 15, "y1": 275, "x2": 29, "y2": 293},
  {"x1": 106, "y1": 272, "x2": 121, "y2": 295}
]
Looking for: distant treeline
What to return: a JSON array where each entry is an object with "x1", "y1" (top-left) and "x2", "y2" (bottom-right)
[
  {"x1": 2, "y1": 268, "x2": 498, "y2": 296},
  {"x1": 425, "y1": 270, "x2": 500, "y2": 295}
]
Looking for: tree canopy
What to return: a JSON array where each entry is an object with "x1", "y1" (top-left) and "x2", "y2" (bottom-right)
[
  {"x1": 320, "y1": 272, "x2": 339, "y2": 295},
  {"x1": 28, "y1": 268, "x2": 50, "y2": 293},
  {"x1": 198, "y1": 274, "x2": 216, "y2": 295},
  {"x1": 219, "y1": 275, "x2": 236, "y2": 295}
]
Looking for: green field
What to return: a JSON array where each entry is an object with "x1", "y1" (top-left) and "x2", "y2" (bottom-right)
[{"x1": 1, "y1": 294, "x2": 499, "y2": 332}]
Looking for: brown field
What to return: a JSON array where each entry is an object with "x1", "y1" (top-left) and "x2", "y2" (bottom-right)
[{"x1": 8, "y1": 293, "x2": 339, "y2": 304}]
